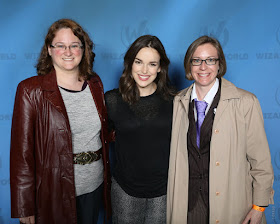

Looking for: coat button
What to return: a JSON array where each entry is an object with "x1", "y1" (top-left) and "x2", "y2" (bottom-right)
[
  {"x1": 214, "y1": 129, "x2": 219, "y2": 134},
  {"x1": 215, "y1": 161, "x2": 220, "y2": 166},
  {"x1": 216, "y1": 220, "x2": 220, "y2": 223},
  {"x1": 216, "y1": 191, "x2": 220, "y2": 196}
]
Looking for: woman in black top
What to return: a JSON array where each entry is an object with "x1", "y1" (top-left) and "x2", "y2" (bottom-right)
[{"x1": 105, "y1": 35, "x2": 176, "y2": 224}]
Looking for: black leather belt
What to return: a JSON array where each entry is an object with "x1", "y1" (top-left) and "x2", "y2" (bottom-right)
[{"x1": 73, "y1": 148, "x2": 102, "y2": 165}]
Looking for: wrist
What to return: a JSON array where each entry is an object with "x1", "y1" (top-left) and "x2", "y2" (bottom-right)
[{"x1": 252, "y1": 204, "x2": 266, "y2": 212}]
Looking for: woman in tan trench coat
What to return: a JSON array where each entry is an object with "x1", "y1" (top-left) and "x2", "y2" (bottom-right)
[{"x1": 167, "y1": 36, "x2": 274, "y2": 224}]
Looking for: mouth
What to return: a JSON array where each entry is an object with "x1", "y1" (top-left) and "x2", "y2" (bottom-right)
[
  {"x1": 198, "y1": 73, "x2": 210, "y2": 77},
  {"x1": 138, "y1": 74, "x2": 150, "y2": 81},
  {"x1": 63, "y1": 58, "x2": 74, "y2": 61}
]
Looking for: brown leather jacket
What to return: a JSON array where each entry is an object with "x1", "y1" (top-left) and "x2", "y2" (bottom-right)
[{"x1": 10, "y1": 71, "x2": 111, "y2": 224}]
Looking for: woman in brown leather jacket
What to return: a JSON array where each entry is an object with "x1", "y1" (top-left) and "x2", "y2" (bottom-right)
[{"x1": 10, "y1": 19, "x2": 111, "y2": 224}]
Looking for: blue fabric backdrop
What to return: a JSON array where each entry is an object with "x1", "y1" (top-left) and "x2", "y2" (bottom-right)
[{"x1": 0, "y1": 0, "x2": 279, "y2": 223}]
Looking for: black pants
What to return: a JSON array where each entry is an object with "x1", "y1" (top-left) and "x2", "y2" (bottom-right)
[
  {"x1": 187, "y1": 193, "x2": 209, "y2": 224},
  {"x1": 76, "y1": 183, "x2": 103, "y2": 224}
]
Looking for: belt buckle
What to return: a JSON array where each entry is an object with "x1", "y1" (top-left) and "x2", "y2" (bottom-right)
[{"x1": 74, "y1": 151, "x2": 97, "y2": 165}]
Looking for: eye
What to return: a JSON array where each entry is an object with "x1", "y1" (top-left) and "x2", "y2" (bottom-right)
[
  {"x1": 56, "y1": 44, "x2": 65, "y2": 49},
  {"x1": 193, "y1": 59, "x2": 201, "y2": 63},
  {"x1": 71, "y1": 44, "x2": 79, "y2": 49},
  {"x1": 134, "y1": 60, "x2": 141, "y2": 64},
  {"x1": 208, "y1": 58, "x2": 215, "y2": 62},
  {"x1": 150, "y1": 63, "x2": 157, "y2": 67}
]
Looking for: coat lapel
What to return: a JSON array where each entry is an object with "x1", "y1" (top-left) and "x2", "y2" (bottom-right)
[
  {"x1": 41, "y1": 71, "x2": 70, "y2": 128},
  {"x1": 213, "y1": 78, "x2": 240, "y2": 128},
  {"x1": 87, "y1": 75, "x2": 104, "y2": 118}
]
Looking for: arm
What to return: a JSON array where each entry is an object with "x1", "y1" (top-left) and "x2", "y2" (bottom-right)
[
  {"x1": 242, "y1": 95, "x2": 274, "y2": 223},
  {"x1": 104, "y1": 91, "x2": 116, "y2": 142},
  {"x1": 10, "y1": 82, "x2": 36, "y2": 219}
]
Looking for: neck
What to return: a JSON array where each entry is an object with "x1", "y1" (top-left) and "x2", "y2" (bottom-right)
[
  {"x1": 56, "y1": 71, "x2": 84, "y2": 91},
  {"x1": 195, "y1": 83, "x2": 215, "y2": 101},
  {"x1": 138, "y1": 83, "x2": 157, "y2": 97}
]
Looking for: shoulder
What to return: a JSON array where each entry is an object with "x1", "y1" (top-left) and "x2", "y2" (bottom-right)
[
  {"x1": 16, "y1": 75, "x2": 44, "y2": 94},
  {"x1": 104, "y1": 88, "x2": 121, "y2": 107},
  {"x1": 105, "y1": 89, "x2": 120, "y2": 100},
  {"x1": 105, "y1": 89, "x2": 120, "y2": 104},
  {"x1": 221, "y1": 78, "x2": 261, "y2": 113},
  {"x1": 174, "y1": 86, "x2": 192, "y2": 103},
  {"x1": 221, "y1": 78, "x2": 258, "y2": 102},
  {"x1": 88, "y1": 73, "x2": 103, "y2": 85}
]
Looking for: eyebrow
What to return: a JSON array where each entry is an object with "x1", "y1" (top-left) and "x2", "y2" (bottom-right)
[
  {"x1": 192, "y1": 56, "x2": 217, "y2": 58},
  {"x1": 53, "y1": 41, "x2": 81, "y2": 44},
  {"x1": 134, "y1": 57, "x2": 159, "y2": 63}
]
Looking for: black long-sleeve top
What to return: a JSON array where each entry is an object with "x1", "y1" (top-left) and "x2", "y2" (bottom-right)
[{"x1": 105, "y1": 89, "x2": 173, "y2": 198}]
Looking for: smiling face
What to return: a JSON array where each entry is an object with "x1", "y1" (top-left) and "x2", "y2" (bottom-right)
[
  {"x1": 48, "y1": 28, "x2": 83, "y2": 75},
  {"x1": 191, "y1": 43, "x2": 219, "y2": 91},
  {"x1": 131, "y1": 47, "x2": 161, "y2": 96}
]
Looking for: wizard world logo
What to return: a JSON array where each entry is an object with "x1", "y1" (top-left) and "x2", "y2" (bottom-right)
[
  {"x1": 276, "y1": 25, "x2": 280, "y2": 46},
  {"x1": 274, "y1": 151, "x2": 280, "y2": 170},
  {"x1": 121, "y1": 20, "x2": 150, "y2": 48},
  {"x1": 276, "y1": 87, "x2": 280, "y2": 107},
  {"x1": 199, "y1": 21, "x2": 229, "y2": 47}
]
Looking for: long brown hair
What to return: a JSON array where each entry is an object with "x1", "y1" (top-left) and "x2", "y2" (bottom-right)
[
  {"x1": 36, "y1": 18, "x2": 96, "y2": 79},
  {"x1": 119, "y1": 35, "x2": 176, "y2": 104},
  {"x1": 184, "y1": 35, "x2": 227, "y2": 80}
]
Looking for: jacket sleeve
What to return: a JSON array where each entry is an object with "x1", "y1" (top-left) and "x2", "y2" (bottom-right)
[
  {"x1": 244, "y1": 95, "x2": 274, "y2": 206},
  {"x1": 10, "y1": 82, "x2": 36, "y2": 218}
]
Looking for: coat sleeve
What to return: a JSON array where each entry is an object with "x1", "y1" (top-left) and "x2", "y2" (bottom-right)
[
  {"x1": 10, "y1": 82, "x2": 36, "y2": 218},
  {"x1": 244, "y1": 95, "x2": 274, "y2": 206}
]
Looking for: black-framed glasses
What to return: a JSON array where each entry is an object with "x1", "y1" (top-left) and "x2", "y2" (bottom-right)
[
  {"x1": 50, "y1": 43, "x2": 83, "y2": 52},
  {"x1": 191, "y1": 58, "x2": 219, "y2": 66}
]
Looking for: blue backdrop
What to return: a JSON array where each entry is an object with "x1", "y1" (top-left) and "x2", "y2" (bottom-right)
[{"x1": 0, "y1": 0, "x2": 279, "y2": 223}]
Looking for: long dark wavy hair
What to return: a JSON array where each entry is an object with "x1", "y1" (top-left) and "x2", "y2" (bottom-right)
[
  {"x1": 36, "y1": 18, "x2": 96, "y2": 79},
  {"x1": 119, "y1": 35, "x2": 176, "y2": 104}
]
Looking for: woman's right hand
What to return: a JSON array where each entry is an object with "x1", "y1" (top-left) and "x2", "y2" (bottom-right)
[{"x1": 19, "y1": 216, "x2": 35, "y2": 224}]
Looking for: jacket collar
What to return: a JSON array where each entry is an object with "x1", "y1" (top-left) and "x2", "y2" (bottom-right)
[
  {"x1": 41, "y1": 70, "x2": 58, "y2": 91},
  {"x1": 41, "y1": 71, "x2": 70, "y2": 126},
  {"x1": 178, "y1": 77, "x2": 240, "y2": 102},
  {"x1": 177, "y1": 77, "x2": 240, "y2": 127}
]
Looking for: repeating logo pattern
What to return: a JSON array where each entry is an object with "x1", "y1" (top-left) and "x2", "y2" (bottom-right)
[
  {"x1": 121, "y1": 20, "x2": 150, "y2": 48},
  {"x1": 275, "y1": 87, "x2": 280, "y2": 107},
  {"x1": 199, "y1": 21, "x2": 229, "y2": 47},
  {"x1": 274, "y1": 151, "x2": 280, "y2": 170},
  {"x1": 276, "y1": 25, "x2": 280, "y2": 46}
]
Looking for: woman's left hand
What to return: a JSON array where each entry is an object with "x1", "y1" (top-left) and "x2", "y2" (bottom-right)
[{"x1": 242, "y1": 208, "x2": 263, "y2": 224}]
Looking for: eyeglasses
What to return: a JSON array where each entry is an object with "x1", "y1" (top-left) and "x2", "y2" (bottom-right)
[
  {"x1": 50, "y1": 43, "x2": 83, "y2": 53},
  {"x1": 191, "y1": 58, "x2": 219, "y2": 66}
]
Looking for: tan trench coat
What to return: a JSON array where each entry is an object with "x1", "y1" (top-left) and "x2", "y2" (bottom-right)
[{"x1": 167, "y1": 78, "x2": 274, "y2": 224}]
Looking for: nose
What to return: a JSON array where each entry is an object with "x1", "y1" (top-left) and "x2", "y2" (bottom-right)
[
  {"x1": 141, "y1": 64, "x2": 148, "y2": 74},
  {"x1": 199, "y1": 60, "x2": 207, "y2": 70},
  {"x1": 64, "y1": 46, "x2": 72, "y2": 56}
]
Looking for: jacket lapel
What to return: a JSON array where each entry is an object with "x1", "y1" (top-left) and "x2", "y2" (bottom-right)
[
  {"x1": 87, "y1": 75, "x2": 104, "y2": 119},
  {"x1": 213, "y1": 78, "x2": 240, "y2": 128},
  {"x1": 41, "y1": 71, "x2": 70, "y2": 126}
]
